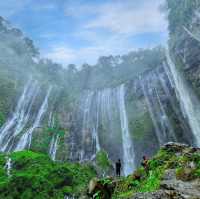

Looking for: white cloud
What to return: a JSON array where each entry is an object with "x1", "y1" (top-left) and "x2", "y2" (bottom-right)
[
  {"x1": 64, "y1": 0, "x2": 166, "y2": 35},
  {"x1": 44, "y1": 46, "x2": 76, "y2": 66},
  {"x1": 56, "y1": 0, "x2": 167, "y2": 66},
  {"x1": 85, "y1": 0, "x2": 167, "y2": 35},
  {"x1": 42, "y1": 45, "x2": 105, "y2": 67},
  {"x1": 42, "y1": 33, "x2": 136, "y2": 67},
  {"x1": 40, "y1": 0, "x2": 168, "y2": 67}
]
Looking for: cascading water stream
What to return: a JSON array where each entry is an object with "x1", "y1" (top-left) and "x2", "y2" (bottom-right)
[
  {"x1": 48, "y1": 111, "x2": 59, "y2": 161},
  {"x1": 79, "y1": 89, "x2": 115, "y2": 161},
  {"x1": 71, "y1": 83, "x2": 142, "y2": 174},
  {"x1": 157, "y1": 67, "x2": 192, "y2": 142},
  {"x1": 3, "y1": 84, "x2": 39, "y2": 152},
  {"x1": 140, "y1": 70, "x2": 178, "y2": 145},
  {"x1": 117, "y1": 84, "x2": 135, "y2": 176},
  {"x1": 140, "y1": 76, "x2": 163, "y2": 145},
  {"x1": 4, "y1": 156, "x2": 12, "y2": 177},
  {"x1": 166, "y1": 49, "x2": 200, "y2": 146},
  {"x1": 14, "y1": 87, "x2": 52, "y2": 151},
  {"x1": 163, "y1": 62, "x2": 175, "y2": 88},
  {"x1": 157, "y1": 68, "x2": 178, "y2": 113},
  {"x1": 49, "y1": 134, "x2": 59, "y2": 161},
  {"x1": 146, "y1": 76, "x2": 167, "y2": 138},
  {"x1": 48, "y1": 111, "x2": 55, "y2": 127},
  {"x1": 152, "y1": 71, "x2": 176, "y2": 141},
  {"x1": 0, "y1": 81, "x2": 31, "y2": 145},
  {"x1": 154, "y1": 86, "x2": 177, "y2": 141},
  {"x1": 183, "y1": 26, "x2": 200, "y2": 42},
  {"x1": 80, "y1": 91, "x2": 95, "y2": 161},
  {"x1": 0, "y1": 80, "x2": 39, "y2": 152},
  {"x1": 74, "y1": 84, "x2": 136, "y2": 173},
  {"x1": 93, "y1": 92, "x2": 101, "y2": 152}
]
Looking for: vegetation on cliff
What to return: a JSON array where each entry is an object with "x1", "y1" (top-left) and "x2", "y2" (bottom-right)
[{"x1": 0, "y1": 151, "x2": 96, "y2": 199}]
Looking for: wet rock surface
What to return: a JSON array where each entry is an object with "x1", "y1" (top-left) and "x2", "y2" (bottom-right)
[{"x1": 132, "y1": 143, "x2": 200, "y2": 199}]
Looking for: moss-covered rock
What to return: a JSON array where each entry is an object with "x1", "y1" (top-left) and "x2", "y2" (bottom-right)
[{"x1": 91, "y1": 142, "x2": 200, "y2": 199}]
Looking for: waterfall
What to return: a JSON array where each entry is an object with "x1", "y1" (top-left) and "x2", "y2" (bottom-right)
[
  {"x1": 183, "y1": 26, "x2": 200, "y2": 42},
  {"x1": 79, "y1": 90, "x2": 106, "y2": 161},
  {"x1": 48, "y1": 111, "x2": 59, "y2": 161},
  {"x1": 0, "y1": 80, "x2": 39, "y2": 152},
  {"x1": 117, "y1": 84, "x2": 135, "y2": 176},
  {"x1": 14, "y1": 87, "x2": 52, "y2": 151},
  {"x1": 155, "y1": 87, "x2": 177, "y2": 141},
  {"x1": 163, "y1": 62, "x2": 175, "y2": 88},
  {"x1": 48, "y1": 111, "x2": 55, "y2": 127},
  {"x1": 157, "y1": 68, "x2": 177, "y2": 112},
  {"x1": 166, "y1": 49, "x2": 200, "y2": 146},
  {"x1": 157, "y1": 67, "x2": 192, "y2": 142},
  {"x1": 49, "y1": 134, "x2": 59, "y2": 161},
  {"x1": 4, "y1": 156, "x2": 12, "y2": 177},
  {"x1": 94, "y1": 92, "x2": 101, "y2": 152},
  {"x1": 140, "y1": 76, "x2": 163, "y2": 145},
  {"x1": 73, "y1": 85, "x2": 135, "y2": 174},
  {"x1": 80, "y1": 91, "x2": 95, "y2": 161},
  {"x1": 140, "y1": 69, "x2": 177, "y2": 145}
]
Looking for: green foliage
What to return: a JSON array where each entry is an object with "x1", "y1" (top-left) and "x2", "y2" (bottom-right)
[
  {"x1": 0, "y1": 78, "x2": 17, "y2": 118},
  {"x1": 0, "y1": 151, "x2": 96, "y2": 198},
  {"x1": 0, "y1": 112, "x2": 5, "y2": 127},
  {"x1": 31, "y1": 127, "x2": 52, "y2": 154},
  {"x1": 48, "y1": 127, "x2": 65, "y2": 137},
  {"x1": 96, "y1": 150, "x2": 112, "y2": 174}
]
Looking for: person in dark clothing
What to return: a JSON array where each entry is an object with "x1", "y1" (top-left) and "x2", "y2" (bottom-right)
[
  {"x1": 116, "y1": 159, "x2": 121, "y2": 177},
  {"x1": 141, "y1": 156, "x2": 149, "y2": 172}
]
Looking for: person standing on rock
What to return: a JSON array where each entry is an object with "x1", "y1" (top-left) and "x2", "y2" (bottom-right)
[
  {"x1": 116, "y1": 159, "x2": 122, "y2": 177},
  {"x1": 141, "y1": 156, "x2": 149, "y2": 173}
]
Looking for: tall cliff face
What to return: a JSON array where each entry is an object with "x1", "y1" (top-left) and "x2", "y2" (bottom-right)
[
  {"x1": 2, "y1": 60, "x2": 191, "y2": 175},
  {"x1": 68, "y1": 62, "x2": 195, "y2": 174},
  {"x1": 166, "y1": 0, "x2": 200, "y2": 95},
  {"x1": 1, "y1": 0, "x2": 200, "y2": 176}
]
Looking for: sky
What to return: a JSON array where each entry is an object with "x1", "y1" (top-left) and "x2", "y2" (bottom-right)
[{"x1": 0, "y1": 0, "x2": 168, "y2": 67}]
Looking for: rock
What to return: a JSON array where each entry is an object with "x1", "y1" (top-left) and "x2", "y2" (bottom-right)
[
  {"x1": 88, "y1": 177, "x2": 117, "y2": 199},
  {"x1": 189, "y1": 161, "x2": 196, "y2": 169},
  {"x1": 162, "y1": 142, "x2": 189, "y2": 152},
  {"x1": 159, "y1": 167, "x2": 200, "y2": 199},
  {"x1": 88, "y1": 177, "x2": 98, "y2": 194},
  {"x1": 176, "y1": 167, "x2": 195, "y2": 181},
  {"x1": 162, "y1": 169, "x2": 176, "y2": 181},
  {"x1": 132, "y1": 145, "x2": 200, "y2": 199},
  {"x1": 132, "y1": 190, "x2": 183, "y2": 199},
  {"x1": 132, "y1": 179, "x2": 200, "y2": 199},
  {"x1": 160, "y1": 179, "x2": 200, "y2": 198},
  {"x1": 99, "y1": 143, "x2": 200, "y2": 199},
  {"x1": 162, "y1": 142, "x2": 200, "y2": 158}
]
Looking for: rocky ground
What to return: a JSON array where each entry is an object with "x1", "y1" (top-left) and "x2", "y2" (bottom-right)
[{"x1": 89, "y1": 143, "x2": 200, "y2": 199}]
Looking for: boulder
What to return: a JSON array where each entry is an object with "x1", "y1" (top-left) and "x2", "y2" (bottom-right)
[
  {"x1": 88, "y1": 177, "x2": 98, "y2": 194},
  {"x1": 88, "y1": 177, "x2": 117, "y2": 199},
  {"x1": 133, "y1": 190, "x2": 183, "y2": 199}
]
